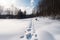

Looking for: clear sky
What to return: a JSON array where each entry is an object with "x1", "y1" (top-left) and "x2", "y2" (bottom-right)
[{"x1": 0, "y1": 0, "x2": 39, "y2": 14}]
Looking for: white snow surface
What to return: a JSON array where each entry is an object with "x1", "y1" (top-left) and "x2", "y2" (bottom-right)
[
  {"x1": 0, "y1": 19, "x2": 31, "y2": 35},
  {"x1": 32, "y1": 17, "x2": 60, "y2": 40},
  {"x1": 0, "y1": 17, "x2": 60, "y2": 40}
]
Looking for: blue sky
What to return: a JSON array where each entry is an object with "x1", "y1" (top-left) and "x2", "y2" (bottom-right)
[
  {"x1": 16, "y1": 0, "x2": 30, "y2": 7},
  {"x1": 0, "y1": 0, "x2": 40, "y2": 14},
  {"x1": 16, "y1": 0, "x2": 39, "y2": 7},
  {"x1": 15, "y1": 0, "x2": 40, "y2": 14}
]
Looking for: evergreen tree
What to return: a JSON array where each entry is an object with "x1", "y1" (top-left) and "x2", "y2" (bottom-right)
[{"x1": 17, "y1": 9, "x2": 23, "y2": 18}]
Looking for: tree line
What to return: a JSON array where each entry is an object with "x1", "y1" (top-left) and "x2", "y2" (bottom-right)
[
  {"x1": 0, "y1": 5, "x2": 36, "y2": 19},
  {"x1": 32, "y1": 0, "x2": 60, "y2": 19}
]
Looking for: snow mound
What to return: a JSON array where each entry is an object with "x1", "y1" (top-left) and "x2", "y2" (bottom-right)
[{"x1": 36, "y1": 30, "x2": 55, "y2": 40}]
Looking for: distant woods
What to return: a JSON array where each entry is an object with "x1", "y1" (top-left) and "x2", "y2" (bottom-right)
[
  {"x1": 17, "y1": 9, "x2": 26, "y2": 19},
  {"x1": 32, "y1": 0, "x2": 60, "y2": 19},
  {"x1": 0, "y1": 0, "x2": 60, "y2": 19},
  {"x1": 0, "y1": 5, "x2": 35, "y2": 19}
]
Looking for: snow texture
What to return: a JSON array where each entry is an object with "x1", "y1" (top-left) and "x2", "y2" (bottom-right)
[{"x1": 0, "y1": 17, "x2": 60, "y2": 40}]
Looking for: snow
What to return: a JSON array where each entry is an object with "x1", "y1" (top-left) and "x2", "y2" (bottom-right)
[
  {"x1": 0, "y1": 17, "x2": 60, "y2": 40},
  {"x1": 36, "y1": 31, "x2": 55, "y2": 40},
  {"x1": 0, "y1": 19, "x2": 31, "y2": 36},
  {"x1": 32, "y1": 17, "x2": 60, "y2": 40}
]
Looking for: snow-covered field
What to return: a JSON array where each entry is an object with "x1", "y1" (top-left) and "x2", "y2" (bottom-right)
[
  {"x1": 0, "y1": 17, "x2": 60, "y2": 40},
  {"x1": 32, "y1": 17, "x2": 60, "y2": 40}
]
